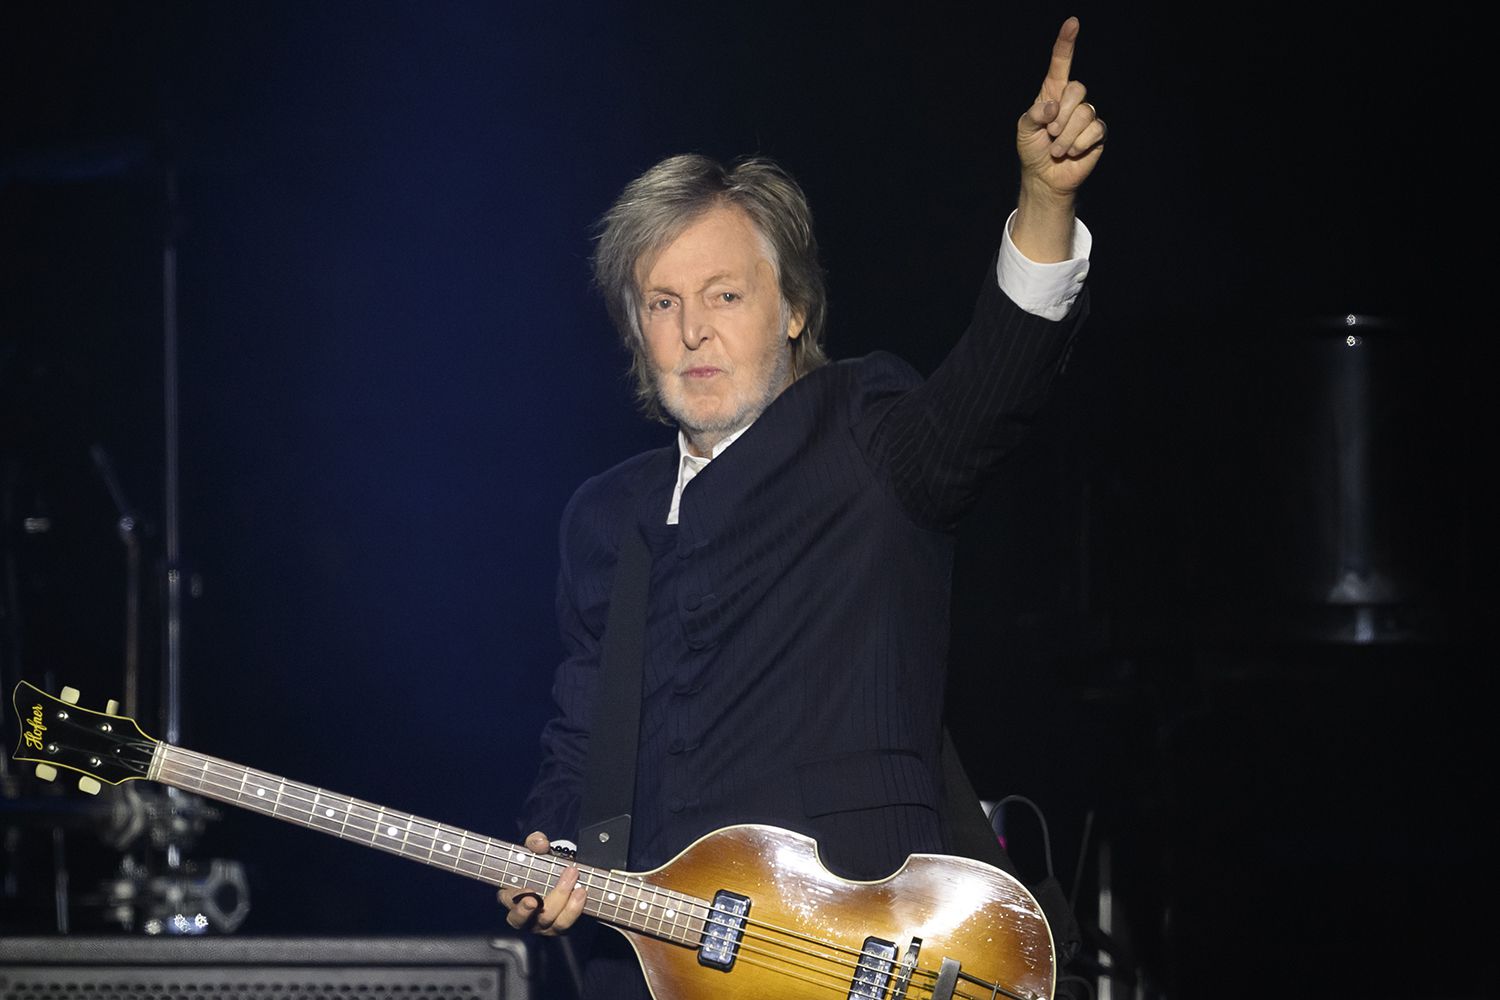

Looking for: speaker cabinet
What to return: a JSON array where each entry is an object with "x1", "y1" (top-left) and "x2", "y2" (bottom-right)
[{"x1": 0, "y1": 936, "x2": 530, "y2": 1000}]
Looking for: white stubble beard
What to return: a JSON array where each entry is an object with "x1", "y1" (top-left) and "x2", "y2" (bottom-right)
[{"x1": 656, "y1": 336, "x2": 794, "y2": 456}]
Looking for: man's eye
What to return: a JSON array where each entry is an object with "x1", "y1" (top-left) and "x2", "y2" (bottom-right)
[
  {"x1": 719, "y1": 292, "x2": 739, "y2": 303},
  {"x1": 651, "y1": 298, "x2": 674, "y2": 311}
]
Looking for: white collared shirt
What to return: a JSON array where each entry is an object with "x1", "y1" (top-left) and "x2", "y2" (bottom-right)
[
  {"x1": 667, "y1": 425, "x2": 750, "y2": 525},
  {"x1": 666, "y1": 211, "x2": 1091, "y2": 524}
]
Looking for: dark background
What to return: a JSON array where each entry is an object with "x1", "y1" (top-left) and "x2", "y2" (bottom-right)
[{"x1": 2, "y1": 3, "x2": 1490, "y2": 997}]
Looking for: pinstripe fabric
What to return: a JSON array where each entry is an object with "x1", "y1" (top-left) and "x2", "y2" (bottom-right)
[{"x1": 521, "y1": 264, "x2": 1087, "y2": 897}]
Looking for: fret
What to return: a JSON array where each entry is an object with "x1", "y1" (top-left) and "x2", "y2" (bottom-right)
[
  {"x1": 518, "y1": 845, "x2": 545, "y2": 892},
  {"x1": 474, "y1": 838, "x2": 504, "y2": 886},
  {"x1": 490, "y1": 839, "x2": 524, "y2": 886},
  {"x1": 271, "y1": 778, "x2": 286, "y2": 817},
  {"x1": 309, "y1": 790, "x2": 343, "y2": 835},
  {"x1": 431, "y1": 821, "x2": 461, "y2": 869},
  {"x1": 497, "y1": 844, "x2": 523, "y2": 887},
  {"x1": 618, "y1": 878, "x2": 644, "y2": 932},
  {"x1": 346, "y1": 800, "x2": 382, "y2": 845},
  {"x1": 453, "y1": 831, "x2": 485, "y2": 879},
  {"x1": 401, "y1": 814, "x2": 416, "y2": 857},
  {"x1": 655, "y1": 885, "x2": 677, "y2": 938},
  {"x1": 654, "y1": 886, "x2": 682, "y2": 942},
  {"x1": 203, "y1": 760, "x2": 240, "y2": 800},
  {"x1": 371, "y1": 806, "x2": 410, "y2": 849},
  {"x1": 503, "y1": 843, "x2": 530, "y2": 887},
  {"x1": 639, "y1": 881, "x2": 657, "y2": 941},
  {"x1": 169, "y1": 750, "x2": 199, "y2": 792},
  {"x1": 499, "y1": 844, "x2": 530, "y2": 891},
  {"x1": 598, "y1": 877, "x2": 626, "y2": 925},
  {"x1": 405, "y1": 817, "x2": 440, "y2": 862},
  {"x1": 280, "y1": 780, "x2": 315, "y2": 825},
  {"x1": 243, "y1": 770, "x2": 278, "y2": 815}
]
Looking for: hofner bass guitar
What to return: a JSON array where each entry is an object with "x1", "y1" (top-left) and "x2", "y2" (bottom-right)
[{"x1": 12, "y1": 681, "x2": 1054, "y2": 1000}]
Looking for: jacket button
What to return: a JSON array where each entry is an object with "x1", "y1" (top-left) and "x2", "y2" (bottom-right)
[
  {"x1": 668, "y1": 797, "x2": 685, "y2": 813},
  {"x1": 668, "y1": 738, "x2": 684, "y2": 753},
  {"x1": 682, "y1": 593, "x2": 701, "y2": 611}
]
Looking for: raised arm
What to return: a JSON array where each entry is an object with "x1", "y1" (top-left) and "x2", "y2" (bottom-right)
[{"x1": 1011, "y1": 16, "x2": 1106, "y2": 263}]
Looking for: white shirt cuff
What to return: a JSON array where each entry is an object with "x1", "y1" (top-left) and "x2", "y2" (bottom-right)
[{"x1": 995, "y1": 209, "x2": 1091, "y2": 322}]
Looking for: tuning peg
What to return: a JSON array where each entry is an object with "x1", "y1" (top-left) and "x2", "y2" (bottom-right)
[
  {"x1": 60, "y1": 686, "x2": 81, "y2": 705},
  {"x1": 106, "y1": 699, "x2": 120, "y2": 714},
  {"x1": 79, "y1": 776, "x2": 101, "y2": 795},
  {"x1": 35, "y1": 764, "x2": 58, "y2": 782}
]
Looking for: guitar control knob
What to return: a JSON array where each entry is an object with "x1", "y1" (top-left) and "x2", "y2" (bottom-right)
[
  {"x1": 35, "y1": 764, "x2": 58, "y2": 782},
  {"x1": 79, "y1": 776, "x2": 102, "y2": 795}
]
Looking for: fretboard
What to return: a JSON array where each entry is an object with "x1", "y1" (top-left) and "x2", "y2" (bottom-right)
[{"x1": 149, "y1": 742, "x2": 710, "y2": 945}]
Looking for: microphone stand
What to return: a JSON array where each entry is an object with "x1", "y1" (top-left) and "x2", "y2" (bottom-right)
[
  {"x1": 159, "y1": 164, "x2": 187, "y2": 873},
  {"x1": 90, "y1": 445, "x2": 142, "y2": 721}
]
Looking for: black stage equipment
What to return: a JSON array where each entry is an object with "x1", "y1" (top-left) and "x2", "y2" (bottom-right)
[{"x1": 0, "y1": 936, "x2": 531, "y2": 1000}]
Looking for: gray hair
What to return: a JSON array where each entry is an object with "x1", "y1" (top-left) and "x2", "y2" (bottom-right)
[{"x1": 592, "y1": 154, "x2": 830, "y2": 422}]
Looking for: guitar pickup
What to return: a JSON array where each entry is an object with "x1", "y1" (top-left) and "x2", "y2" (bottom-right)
[
  {"x1": 697, "y1": 890, "x2": 750, "y2": 971},
  {"x1": 848, "y1": 936, "x2": 897, "y2": 999}
]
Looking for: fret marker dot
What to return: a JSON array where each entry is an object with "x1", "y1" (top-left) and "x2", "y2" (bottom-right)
[
  {"x1": 442, "y1": 844, "x2": 451, "y2": 852},
  {"x1": 386, "y1": 825, "x2": 398, "y2": 836},
  {"x1": 607, "y1": 893, "x2": 617, "y2": 902},
  {"x1": 255, "y1": 789, "x2": 265, "y2": 797},
  {"x1": 325, "y1": 809, "x2": 335, "y2": 817},
  {"x1": 666, "y1": 909, "x2": 676, "y2": 918},
  {"x1": 638, "y1": 902, "x2": 648, "y2": 911}
]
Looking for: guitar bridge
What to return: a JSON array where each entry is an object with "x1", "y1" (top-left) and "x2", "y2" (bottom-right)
[{"x1": 697, "y1": 890, "x2": 750, "y2": 971}]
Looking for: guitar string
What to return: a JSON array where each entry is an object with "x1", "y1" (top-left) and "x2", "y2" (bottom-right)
[
  {"x1": 154, "y1": 755, "x2": 1003, "y2": 1000},
  {"x1": 153, "y1": 748, "x2": 1021, "y2": 999},
  {"x1": 153, "y1": 751, "x2": 1001, "y2": 997},
  {"x1": 154, "y1": 749, "x2": 709, "y2": 910},
  {"x1": 156, "y1": 748, "x2": 819, "y2": 949},
  {"x1": 153, "y1": 756, "x2": 726, "y2": 944},
  {"x1": 154, "y1": 752, "x2": 983, "y2": 996},
  {"x1": 730, "y1": 937, "x2": 988, "y2": 1000},
  {"x1": 732, "y1": 951, "x2": 987, "y2": 1000},
  {"x1": 152, "y1": 752, "x2": 712, "y2": 937}
]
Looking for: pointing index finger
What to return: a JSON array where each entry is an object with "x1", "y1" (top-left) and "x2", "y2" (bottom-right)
[{"x1": 1040, "y1": 16, "x2": 1080, "y2": 100}]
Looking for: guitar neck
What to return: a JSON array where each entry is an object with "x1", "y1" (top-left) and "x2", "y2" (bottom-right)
[{"x1": 149, "y1": 743, "x2": 709, "y2": 945}]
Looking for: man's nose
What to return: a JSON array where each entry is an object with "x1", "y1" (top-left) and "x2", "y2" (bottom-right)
[{"x1": 681, "y1": 301, "x2": 713, "y2": 349}]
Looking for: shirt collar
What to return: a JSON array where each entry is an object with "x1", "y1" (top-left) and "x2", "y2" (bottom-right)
[{"x1": 667, "y1": 423, "x2": 752, "y2": 524}]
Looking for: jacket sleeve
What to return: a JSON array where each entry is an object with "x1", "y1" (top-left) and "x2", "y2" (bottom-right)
[{"x1": 862, "y1": 257, "x2": 1088, "y2": 532}]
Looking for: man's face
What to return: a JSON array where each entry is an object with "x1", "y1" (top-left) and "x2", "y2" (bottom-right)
[{"x1": 637, "y1": 204, "x2": 804, "y2": 455}]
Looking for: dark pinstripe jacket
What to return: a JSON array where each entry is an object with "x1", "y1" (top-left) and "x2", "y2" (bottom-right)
[{"x1": 521, "y1": 265, "x2": 1086, "y2": 881}]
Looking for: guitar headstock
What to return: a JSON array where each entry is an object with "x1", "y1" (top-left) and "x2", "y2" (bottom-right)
[{"x1": 11, "y1": 681, "x2": 159, "y2": 793}]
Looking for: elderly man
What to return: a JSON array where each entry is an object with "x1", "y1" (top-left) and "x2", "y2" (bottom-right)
[{"x1": 504, "y1": 16, "x2": 1105, "y2": 998}]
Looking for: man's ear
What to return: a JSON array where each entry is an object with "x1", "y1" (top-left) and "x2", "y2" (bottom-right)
[{"x1": 787, "y1": 309, "x2": 806, "y2": 341}]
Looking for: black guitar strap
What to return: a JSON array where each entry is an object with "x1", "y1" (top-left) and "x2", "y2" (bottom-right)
[
  {"x1": 938, "y1": 727, "x2": 1018, "y2": 875},
  {"x1": 940, "y1": 729, "x2": 1083, "y2": 969},
  {"x1": 575, "y1": 517, "x2": 651, "y2": 870}
]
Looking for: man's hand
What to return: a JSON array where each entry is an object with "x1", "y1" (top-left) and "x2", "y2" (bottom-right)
[
  {"x1": 1012, "y1": 16, "x2": 1106, "y2": 262},
  {"x1": 498, "y1": 831, "x2": 587, "y2": 936}
]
